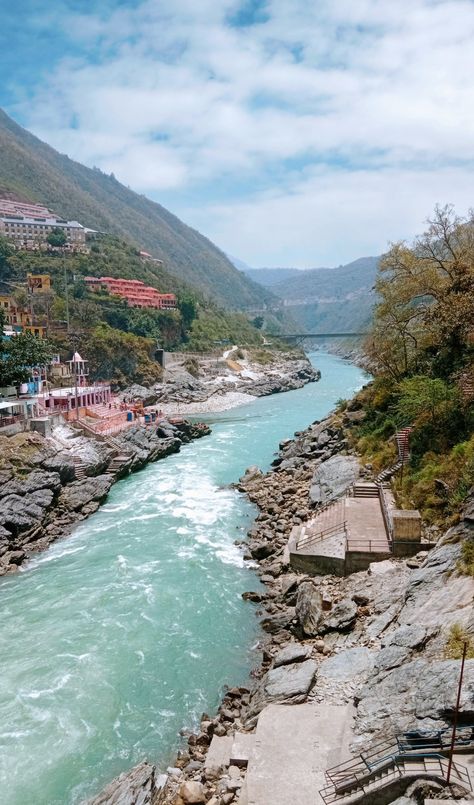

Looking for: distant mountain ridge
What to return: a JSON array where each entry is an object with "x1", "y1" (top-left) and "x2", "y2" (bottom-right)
[
  {"x1": 0, "y1": 109, "x2": 275, "y2": 310},
  {"x1": 240, "y1": 257, "x2": 379, "y2": 333}
]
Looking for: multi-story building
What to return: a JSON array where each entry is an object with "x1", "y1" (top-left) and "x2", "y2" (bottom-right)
[
  {"x1": 0, "y1": 213, "x2": 87, "y2": 253},
  {"x1": 84, "y1": 276, "x2": 177, "y2": 310},
  {"x1": 27, "y1": 273, "x2": 52, "y2": 294},
  {"x1": 0, "y1": 294, "x2": 47, "y2": 338}
]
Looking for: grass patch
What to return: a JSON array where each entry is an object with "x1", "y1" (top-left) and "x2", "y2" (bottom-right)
[
  {"x1": 445, "y1": 622, "x2": 474, "y2": 659},
  {"x1": 457, "y1": 540, "x2": 474, "y2": 577}
]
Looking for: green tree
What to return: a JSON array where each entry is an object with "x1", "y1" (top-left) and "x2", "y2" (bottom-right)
[
  {"x1": 395, "y1": 376, "x2": 457, "y2": 427},
  {"x1": 178, "y1": 294, "x2": 198, "y2": 329},
  {"x1": 47, "y1": 228, "x2": 67, "y2": 247},
  {"x1": 366, "y1": 205, "x2": 474, "y2": 380},
  {"x1": 0, "y1": 311, "x2": 53, "y2": 386},
  {"x1": 252, "y1": 315, "x2": 264, "y2": 330}
]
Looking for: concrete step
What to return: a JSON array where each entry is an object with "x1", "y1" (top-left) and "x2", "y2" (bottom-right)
[
  {"x1": 231, "y1": 733, "x2": 255, "y2": 768},
  {"x1": 205, "y1": 735, "x2": 233, "y2": 771},
  {"x1": 246, "y1": 703, "x2": 355, "y2": 805}
]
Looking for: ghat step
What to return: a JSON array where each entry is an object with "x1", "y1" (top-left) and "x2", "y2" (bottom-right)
[{"x1": 244, "y1": 703, "x2": 355, "y2": 805}]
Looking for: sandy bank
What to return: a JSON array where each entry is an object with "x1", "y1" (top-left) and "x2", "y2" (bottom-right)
[{"x1": 155, "y1": 390, "x2": 257, "y2": 417}]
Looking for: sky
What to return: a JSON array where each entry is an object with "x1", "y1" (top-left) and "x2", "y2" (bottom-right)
[{"x1": 1, "y1": 0, "x2": 474, "y2": 268}]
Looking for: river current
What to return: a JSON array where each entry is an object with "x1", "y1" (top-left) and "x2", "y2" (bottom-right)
[{"x1": 0, "y1": 352, "x2": 367, "y2": 804}]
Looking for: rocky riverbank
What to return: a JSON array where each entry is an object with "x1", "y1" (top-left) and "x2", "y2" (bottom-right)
[
  {"x1": 0, "y1": 418, "x2": 210, "y2": 577},
  {"x1": 93, "y1": 402, "x2": 474, "y2": 805},
  {"x1": 119, "y1": 348, "x2": 321, "y2": 416}
]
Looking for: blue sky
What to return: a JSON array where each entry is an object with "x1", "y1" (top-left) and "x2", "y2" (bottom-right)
[{"x1": 1, "y1": 0, "x2": 474, "y2": 267}]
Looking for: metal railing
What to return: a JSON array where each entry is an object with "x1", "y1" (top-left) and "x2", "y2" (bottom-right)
[
  {"x1": 319, "y1": 727, "x2": 474, "y2": 803},
  {"x1": 377, "y1": 482, "x2": 394, "y2": 541},
  {"x1": 296, "y1": 520, "x2": 347, "y2": 550},
  {"x1": 345, "y1": 537, "x2": 391, "y2": 553},
  {"x1": 320, "y1": 752, "x2": 471, "y2": 803}
]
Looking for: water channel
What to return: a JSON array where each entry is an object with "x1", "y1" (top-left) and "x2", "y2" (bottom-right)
[{"x1": 0, "y1": 352, "x2": 368, "y2": 804}]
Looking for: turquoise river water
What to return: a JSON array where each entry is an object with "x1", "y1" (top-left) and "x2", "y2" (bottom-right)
[{"x1": 0, "y1": 352, "x2": 368, "y2": 804}]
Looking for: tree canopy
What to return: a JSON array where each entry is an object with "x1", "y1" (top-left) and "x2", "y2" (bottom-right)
[
  {"x1": 0, "y1": 312, "x2": 53, "y2": 386},
  {"x1": 365, "y1": 205, "x2": 474, "y2": 380}
]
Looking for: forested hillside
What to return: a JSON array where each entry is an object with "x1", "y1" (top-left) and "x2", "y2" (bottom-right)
[
  {"x1": 350, "y1": 206, "x2": 473, "y2": 527},
  {"x1": 0, "y1": 109, "x2": 275, "y2": 310}
]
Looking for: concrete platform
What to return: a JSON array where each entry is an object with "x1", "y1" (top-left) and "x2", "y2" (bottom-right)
[
  {"x1": 245, "y1": 703, "x2": 355, "y2": 805},
  {"x1": 345, "y1": 497, "x2": 390, "y2": 553},
  {"x1": 205, "y1": 735, "x2": 233, "y2": 770}
]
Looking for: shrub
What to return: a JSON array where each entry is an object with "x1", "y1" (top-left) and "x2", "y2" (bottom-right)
[
  {"x1": 458, "y1": 540, "x2": 474, "y2": 577},
  {"x1": 444, "y1": 622, "x2": 474, "y2": 659}
]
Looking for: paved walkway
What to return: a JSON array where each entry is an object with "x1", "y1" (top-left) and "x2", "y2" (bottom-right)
[
  {"x1": 243, "y1": 703, "x2": 355, "y2": 805},
  {"x1": 345, "y1": 497, "x2": 390, "y2": 553}
]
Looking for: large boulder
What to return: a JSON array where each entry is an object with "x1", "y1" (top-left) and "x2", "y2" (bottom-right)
[
  {"x1": 323, "y1": 597, "x2": 358, "y2": 632},
  {"x1": 263, "y1": 659, "x2": 318, "y2": 703},
  {"x1": 295, "y1": 581, "x2": 324, "y2": 636},
  {"x1": 274, "y1": 643, "x2": 312, "y2": 667},
  {"x1": 309, "y1": 455, "x2": 360, "y2": 504},
  {"x1": 83, "y1": 761, "x2": 164, "y2": 804}
]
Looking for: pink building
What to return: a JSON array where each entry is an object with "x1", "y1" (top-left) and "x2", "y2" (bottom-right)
[{"x1": 83, "y1": 276, "x2": 177, "y2": 310}]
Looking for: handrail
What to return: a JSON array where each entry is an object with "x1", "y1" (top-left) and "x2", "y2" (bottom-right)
[
  {"x1": 377, "y1": 482, "x2": 393, "y2": 541},
  {"x1": 296, "y1": 520, "x2": 347, "y2": 550},
  {"x1": 320, "y1": 752, "x2": 471, "y2": 803},
  {"x1": 321, "y1": 728, "x2": 474, "y2": 804}
]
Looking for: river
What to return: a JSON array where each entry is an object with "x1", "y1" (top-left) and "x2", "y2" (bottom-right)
[{"x1": 0, "y1": 352, "x2": 368, "y2": 804}]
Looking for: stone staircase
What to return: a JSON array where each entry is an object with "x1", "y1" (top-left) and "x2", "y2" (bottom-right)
[
  {"x1": 319, "y1": 728, "x2": 474, "y2": 804},
  {"x1": 351, "y1": 482, "x2": 379, "y2": 498},
  {"x1": 72, "y1": 455, "x2": 88, "y2": 480},
  {"x1": 376, "y1": 426, "x2": 413, "y2": 484}
]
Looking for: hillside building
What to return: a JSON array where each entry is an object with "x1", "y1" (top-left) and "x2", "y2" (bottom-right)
[
  {"x1": 83, "y1": 276, "x2": 177, "y2": 310},
  {"x1": 27, "y1": 273, "x2": 51, "y2": 293},
  {"x1": 0, "y1": 293, "x2": 47, "y2": 338},
  {"x1": 0, "y1": 213, "x2": 87, "y2": 253}
]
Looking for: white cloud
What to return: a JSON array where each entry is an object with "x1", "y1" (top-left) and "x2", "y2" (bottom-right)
[{"x1": 12, "y1": 0, "x2": 474, "y2": 265}]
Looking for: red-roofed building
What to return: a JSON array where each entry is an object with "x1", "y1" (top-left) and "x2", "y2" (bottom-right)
[{"x1": 83, "y1": 276, "x2": 177, "y2": 310}]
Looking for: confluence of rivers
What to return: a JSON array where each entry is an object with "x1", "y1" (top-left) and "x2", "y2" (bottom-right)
[{"x1": 0, "y1": 352, "x2": 368, "y2": 804}]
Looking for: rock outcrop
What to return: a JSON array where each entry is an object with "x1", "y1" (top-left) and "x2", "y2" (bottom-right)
[{"x1": 0, "y1": 418, "x2": 211, "y2": 576}]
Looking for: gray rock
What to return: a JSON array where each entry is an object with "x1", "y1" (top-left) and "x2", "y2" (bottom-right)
[
  {"x1": 295, "y1": 581, "x2": 324, "y2": 636},
  {"x1": 273, "y1": 643, "x2": 311, "y2": 667},
  {"x1": 309, "y1": 455, "x2": 360, "y2": 504},
  {"x1": 319, "y1": 648, "x2": 375, "y2": 682},
  {"x1": 179, "y1": 780, "x2": 206, "y2": 803},
  {"x1": 356, "y1": 659, "x2": 474, "y2": 741},
  {"x1": 374, "y1": 645, "x2": 412, "y2": 673},
  {"x1": 324, "y1": 597, "x2": 358, "y2": 632},
  {"x1": 58, "y1": 475, "x2": 113, "y2": 512},
  {"x1": 261, "y1": 608, "x2": 295, "y2": 634},
  {"x1": 84, "y1": 760, "x2": 162, "y2": 804},
  {"x1": 264, "y1": 659, "x2": 318, "y2": 702},
  {"x1": 383, "y1": 625, "x2": 428, "y2": 650},
  {"x1": 0, "y1": 469, "x2": 61, "y2": 498}
]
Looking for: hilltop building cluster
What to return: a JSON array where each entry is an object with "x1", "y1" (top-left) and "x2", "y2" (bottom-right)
[{"x1": 0, "y1": 198, "x2": 88, "y2": 253}]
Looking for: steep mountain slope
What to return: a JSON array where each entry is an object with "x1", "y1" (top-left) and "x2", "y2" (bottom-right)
[
  {"x1": 0, "y1": 109, "x2": 275, "y2": 310},
  {"x1": 244, "y1": 267, "x2": 302, "y2": 286},
  {"x1": 243, "y1": 257, "x2": 379, "y2": 332}
]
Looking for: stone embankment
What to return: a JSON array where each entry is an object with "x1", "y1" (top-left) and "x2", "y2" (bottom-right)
[
  {"x1": 91, "y1": 404, "x2": 474, "y2": 805},
  {"x1": 0, "y1": 418, "x2": 210, "y2": 576}
]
